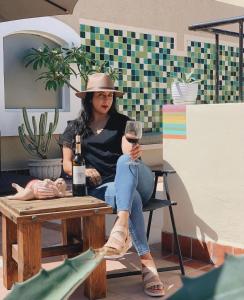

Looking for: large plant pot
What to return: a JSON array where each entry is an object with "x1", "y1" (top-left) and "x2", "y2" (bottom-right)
[
  {"x1": 171, "y1": 82, "x2": 198, "y2": 104},
  {"x1": 28, "y1": 158, "x2": 62, "y2": 180}
]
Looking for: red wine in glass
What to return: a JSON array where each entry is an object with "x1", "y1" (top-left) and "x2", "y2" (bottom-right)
[
  {"x1": 125, "y1": 121, "x2": 143, "y2": 165},
  {"x1": 125, "y1": 134, "x2": 140, "y2": 145}
]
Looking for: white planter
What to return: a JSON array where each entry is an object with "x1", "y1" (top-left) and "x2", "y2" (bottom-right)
[
  {"x1": 28, "y1": 158, "x2": 62, "y2": 180},
  {"x1": 171, "y1": 82, "x2": 198, "y2": 105}
]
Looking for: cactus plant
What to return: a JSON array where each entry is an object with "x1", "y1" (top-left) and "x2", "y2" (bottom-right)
[{"x1": 18, "y1": 108, "x2": 59, "y2": 159}]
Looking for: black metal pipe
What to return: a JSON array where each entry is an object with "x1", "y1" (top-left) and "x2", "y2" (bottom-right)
[
  {"x1": 201, "y1": 28, "x2": 243, "y2": 38},
  {"x1": 189, "y1": 15, "x2": 244, "y2": 31},
  {"x1": 239, "y1": 21, "x2": 243, "y2": 101},
  {"x1": 189, "y1": 16, "x2": 244, "y2": 103},
  {"x1": 215, "y1": 34, "x2": 219, "y2": 103}
]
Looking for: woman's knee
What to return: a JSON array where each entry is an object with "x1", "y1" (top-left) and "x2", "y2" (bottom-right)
[
  {"x1": 117, "y1": 154, "x2": 130, "y2": 166},
  {"x1": 115, "y1": 154, "x2": 138, "y2": 182},
  {"x1": 116, "y1": 154, "x2": 138, "y2": 172}
]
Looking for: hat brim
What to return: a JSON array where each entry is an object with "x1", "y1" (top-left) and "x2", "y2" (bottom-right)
[{"x1": 76, "y1": 89, "x2": 124, "y2": 99}]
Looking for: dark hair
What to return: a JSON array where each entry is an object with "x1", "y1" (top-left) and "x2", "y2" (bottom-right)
[{"x1": 74, "y1": 92, "x2": 118, "y2": 138}]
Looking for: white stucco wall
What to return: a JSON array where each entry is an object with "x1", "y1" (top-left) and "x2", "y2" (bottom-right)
[
  {"x1": 0, "y1": 17, "x2": 82, "y2": 170},
  {"x1": 163, "y1": 103, "x2": 244, "y2": 248},
  {"x1": 0, "y1": 17, "x2": 81, "y2": 137},
  {"x1": 59, "y1": 0, "x2": 244, "y2": 48}
]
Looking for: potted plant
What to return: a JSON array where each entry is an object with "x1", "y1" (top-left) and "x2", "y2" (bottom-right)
[
  {"x1": 18, "y1": 107, "x2": 61, "y2": 180},
  {"x1": 24, "y1": 44, "x2": 120, "y2": 93},
  {"x1": 171, "y1": 71, "x2": 202, "y2": 105}
]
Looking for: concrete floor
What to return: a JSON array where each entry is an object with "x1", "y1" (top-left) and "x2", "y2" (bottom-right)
[{"x1": 0, "y1": 220, "x2": 214, "y2": 299}]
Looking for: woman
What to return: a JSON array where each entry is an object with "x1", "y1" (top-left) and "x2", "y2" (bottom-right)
[{"x1": 60, "y1": 73, "x2": 164, "y2": 297}]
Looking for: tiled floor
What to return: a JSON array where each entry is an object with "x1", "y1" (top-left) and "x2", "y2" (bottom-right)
[{"x1": 0, "y1": 221, "x2": 214, "y2": 300}]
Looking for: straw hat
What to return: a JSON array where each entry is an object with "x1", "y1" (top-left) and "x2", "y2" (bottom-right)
[{"x1": 75, "y1": 73, "x2": 124, "y2": 99}]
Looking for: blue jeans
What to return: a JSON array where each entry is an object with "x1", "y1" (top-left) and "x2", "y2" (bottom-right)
[{"x1": 88, "y1": 154, "x2": 155, "y2": 256}]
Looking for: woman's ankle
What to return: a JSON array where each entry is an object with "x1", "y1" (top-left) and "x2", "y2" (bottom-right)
[
  {"x1": 140, "y1": 253, "x2": 157, "y2": 269},
  {"x1": 118, "y1": 210, "x2": 129, "y2": 218},
  {"x1": 116, "y1": 211, "x2": 129, "y2": 227},
  {"x1": 140, "y1": 252, "x2": 153, "y2": 261}
]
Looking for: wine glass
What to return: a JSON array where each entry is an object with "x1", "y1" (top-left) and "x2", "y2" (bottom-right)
[{"x1": 125, "y1": 120, "x2": 143, "y2": 165}]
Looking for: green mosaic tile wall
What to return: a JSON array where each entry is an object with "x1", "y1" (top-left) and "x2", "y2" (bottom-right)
[
  {"x1": 188, "y1": 41, "x2": 240, "y2": 102},
  {"x1": 80, "y1": 24, "x2": 240, "y2": 133}
]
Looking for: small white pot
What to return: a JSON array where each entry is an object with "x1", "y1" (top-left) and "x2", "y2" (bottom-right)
[
  {"x1": 171, "y1": 82, "x2": 198, "y2": 105},
  {"x1": 28, "y1": 158, "x2": 62, "y2": 180}
]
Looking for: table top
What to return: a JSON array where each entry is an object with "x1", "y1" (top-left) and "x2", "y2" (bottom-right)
[{"x1": 0, "y1": 196, "x2": 110, "y2": 216}]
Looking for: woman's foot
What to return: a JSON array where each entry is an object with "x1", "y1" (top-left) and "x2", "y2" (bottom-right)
[
  {"x1": 103, "y1": 218, "x2": 132, "y2": 258},
  {"x1": 141, "y1": 258, "x2": 165, "y2": 297}
]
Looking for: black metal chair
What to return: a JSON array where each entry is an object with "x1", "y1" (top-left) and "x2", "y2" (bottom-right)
[{"x1": 107, "y1": 168, "x2": 185, "y2": 279}]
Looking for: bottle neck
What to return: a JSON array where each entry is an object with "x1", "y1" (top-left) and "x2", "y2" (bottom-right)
[{"x1": 75, "y1": 142, "x2": 81, "y2": 155}]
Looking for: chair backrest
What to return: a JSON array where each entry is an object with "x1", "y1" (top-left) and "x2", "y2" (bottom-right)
[{"x1": 150, "y1": 166, "x2": 164, "y2": 198}]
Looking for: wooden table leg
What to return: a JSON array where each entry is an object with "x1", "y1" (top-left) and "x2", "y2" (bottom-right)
[
  {"x1": 83, "y1": 214, "x2": 106, "y2": 300},
  {"x1": 2, "y1": 215, "x2": 17, "y2": 289},
  {"x1": 17, "y1": 222, "x2": 41, "y2": 282},
  {"x1": 61, "y1": 217, "x2": 82, "y2": 257}
]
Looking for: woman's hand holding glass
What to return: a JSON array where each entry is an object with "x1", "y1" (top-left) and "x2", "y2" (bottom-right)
[
  {"x1": 125, "y1": 120, "x2": 143, "y2": 165},
  {"x1": 129, "y1": 143, "x2": 141, "y2": 160}
]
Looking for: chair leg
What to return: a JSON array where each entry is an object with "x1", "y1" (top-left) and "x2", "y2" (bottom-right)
[
  {"x1": 163, "y1": 172, "x2": 185, "y2": 276},
  {"x1": 168, "y1": 206, "x2": 185, "y2": 275},
  {"x1": 146, "y1": 211, "x2": 153, "y2": 241},
  {"x1": 146, "y1": 172, "x2": 159, "y2": 241}
]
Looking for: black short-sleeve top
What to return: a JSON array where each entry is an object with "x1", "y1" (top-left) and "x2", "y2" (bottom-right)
[{"x1": 59, "y1": 112, "x2": 130, "y2": 183}]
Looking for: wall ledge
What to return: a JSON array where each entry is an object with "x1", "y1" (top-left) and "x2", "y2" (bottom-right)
[{"x1": 162, "y1": 231, "x2": 244, "y2": 266}]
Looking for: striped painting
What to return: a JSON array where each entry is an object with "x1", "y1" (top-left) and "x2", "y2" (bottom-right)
[{"x1": 162, "y1": 105, "x2": 186, "y2": 139}]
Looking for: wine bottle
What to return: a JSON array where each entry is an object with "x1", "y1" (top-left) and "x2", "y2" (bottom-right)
[{"x1": 72, "y1": 135, "x2": 87, "y2": 196}]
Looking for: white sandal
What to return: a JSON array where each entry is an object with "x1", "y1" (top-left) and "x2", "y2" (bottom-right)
[
  {"x1": 103, "y1": 223, "x2": 132, "y2": 259},
  {"x1": 142, "y1": 261, "x2": 165, "y2": 297}
]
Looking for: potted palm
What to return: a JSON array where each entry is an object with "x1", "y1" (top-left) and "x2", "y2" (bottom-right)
[
  {"x1": 18, "y1": 107, "x2": 61, "y2": 180},
  {"x1": 171, "y1": 71, "x2": 202, "y2": 105}
]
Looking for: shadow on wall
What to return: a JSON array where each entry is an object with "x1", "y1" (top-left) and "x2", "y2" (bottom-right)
[{"x1": 161, "y1": 160, "x2": 218, "y2": 263}]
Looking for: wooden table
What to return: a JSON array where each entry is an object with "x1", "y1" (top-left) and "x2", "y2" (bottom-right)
[{"x1": 0, "y1": 196, "x2": 112, "y2": 300}]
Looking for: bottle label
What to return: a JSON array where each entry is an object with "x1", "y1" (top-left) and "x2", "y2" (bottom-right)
[{"x1": 73, "y1": 166, "x2": 86, "y2": 184}]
